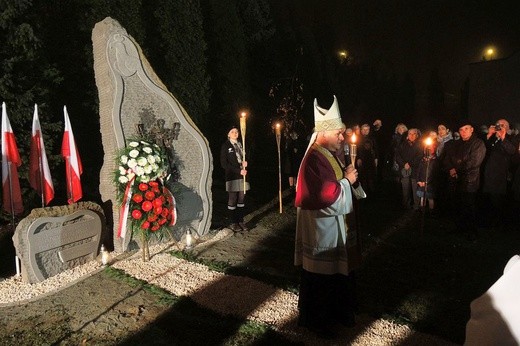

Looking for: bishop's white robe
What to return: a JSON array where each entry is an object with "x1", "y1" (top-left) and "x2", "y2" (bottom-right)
[{"x1": 294, "y1": 143, "x2": 366, "y2": 276}]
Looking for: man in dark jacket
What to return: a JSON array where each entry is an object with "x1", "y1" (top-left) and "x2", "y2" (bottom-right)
[
  {"x1": 395, "y1": 128, "x2": 423, "y2": 210},
  {"x1": 444, "y1": 121, "x2": 486, "y2": 240},
  {"x1": 481, "y1": 119, "x2": 516, "y2": 229}
]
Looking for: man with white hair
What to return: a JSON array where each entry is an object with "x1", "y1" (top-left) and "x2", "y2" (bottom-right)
[{"x1": 294, "y1": 95, "x2": 366, "y2": 339}]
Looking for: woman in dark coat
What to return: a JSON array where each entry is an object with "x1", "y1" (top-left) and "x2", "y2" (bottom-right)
[{"x1": 220, "y1": 125, "x2": 250, "y2": 231}]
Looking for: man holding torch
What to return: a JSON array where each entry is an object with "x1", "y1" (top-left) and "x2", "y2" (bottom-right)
[{"x1": 294, "y1": 95, "x2": 366, "y2": 339}]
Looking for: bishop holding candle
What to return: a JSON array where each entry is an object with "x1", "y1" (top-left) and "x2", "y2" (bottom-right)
[{"x1": 294, "y1": 95, "x2": 366, "y2": 338}]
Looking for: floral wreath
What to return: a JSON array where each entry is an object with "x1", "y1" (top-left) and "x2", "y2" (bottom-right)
[{"x1": 114, "y1": 140, "x2": 177, "y2": 242}]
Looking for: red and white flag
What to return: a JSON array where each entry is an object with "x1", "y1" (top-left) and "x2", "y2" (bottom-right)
[
  {"x1": 1, "y1": 102, "x2": 23, "y2": 215},
  {"x1": 29, "y1": 104, "x2": 54, "y2": 206},
  {"x1": 61, "y1": 106, "x2": 82, "y2": 204}
]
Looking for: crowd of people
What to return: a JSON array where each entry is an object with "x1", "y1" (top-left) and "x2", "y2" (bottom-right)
[
  {"x1": 218, "y1": 99, "x2": 520, "y2": 339},
  {"x1": 279, "y1": 114, "x2": 520, "y2": 241},
  {"x1": 340, "y1": 117, "x2": 520, "y2": 240},
  {"x1": 222, "y1": 113, "x2": 520, "y2": 240}
]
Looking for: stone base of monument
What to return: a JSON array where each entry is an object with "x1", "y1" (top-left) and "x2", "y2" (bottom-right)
[
  {"x1": 12, "y1": 202, "x2": 107, "y2": 284},
  {"x1": 121, "y1": 226, "x2": 186, "y2": 260}
]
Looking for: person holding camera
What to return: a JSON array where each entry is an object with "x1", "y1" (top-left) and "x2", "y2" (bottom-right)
[{"x1": 481, "y1": 119, "x2": 517, "y2": 231}]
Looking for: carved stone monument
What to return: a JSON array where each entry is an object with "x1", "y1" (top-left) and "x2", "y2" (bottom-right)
[
  {"x1": 92, "y1": 17, "x2": 213, "y2": 252},
  {"x1": 12, "y1": 202, "x2": 105, "y2": 283}
]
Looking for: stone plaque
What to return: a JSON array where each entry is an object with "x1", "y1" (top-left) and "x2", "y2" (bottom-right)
[
  {"x1": 13, "y1": 204, "x2": 104, "y2": 283},
  {"x1": 92, "y1": 17, "x2": 213, "y2": 252}
]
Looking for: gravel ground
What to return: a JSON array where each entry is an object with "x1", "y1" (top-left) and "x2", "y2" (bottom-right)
[
  {"x1": 0, "y1": 170, "x2": 467, "y2": 345},
  {"x1": 0, "y1": 240, "x2": 455, "y2": 345},
  {"x1": 0, "y1": 188, "x2": 458, "y2": 345}
]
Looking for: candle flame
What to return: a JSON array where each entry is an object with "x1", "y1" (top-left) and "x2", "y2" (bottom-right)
[
  {"x1": 425, "y1": 137, "x2": 432, "y2": 146},
  {"x1": 276, "y1": 123, "x2": 280, "y2": 128},
  {"x1": 241, "y1": 112, "x2": 247, "y2": 118},
  {"x1": 351, "y1": 133, "x2": 357, "y2": 143}
]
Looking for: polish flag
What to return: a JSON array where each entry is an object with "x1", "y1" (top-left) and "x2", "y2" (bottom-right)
[
  {"x1": 1, "y1": 102, "x2": 23, "y2": 215},
  {"x1": 29, "y1": 104, "x2": 54, "y2": 205},
  {"x1": 61, "y1": 106, "x2": 82, "y2": 204}
]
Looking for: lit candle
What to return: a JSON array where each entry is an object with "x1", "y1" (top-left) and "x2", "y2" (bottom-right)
[
  {"x1": 100, "y1": 244, "x2": 109, "y2": 265},
  {"x1": 240, "y1": 112, "x2": 247, "y2": 139},
  {"x1": 424, "y1": 137, "x2": 433, "y2": 157},
  {"x1": 350, "y1": 133, "x2": 357, "y2": 167},
  {"x1": 186, "y1": 229, "x2": 193, "y2": 250}
]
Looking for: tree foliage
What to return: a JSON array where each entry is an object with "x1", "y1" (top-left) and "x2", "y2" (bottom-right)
[
  {"x1": 237, "y1": 0, "x2": 275, "y2": 46},
  {"x1": 0, "y1": 0, "x2": 63, "y2": 214},
  {"x1": 143, "y1": 0, "x2": 210, "y2": 128},
  {"x1": 203, "y1": 0, "x2": 250, "y2": 127}
]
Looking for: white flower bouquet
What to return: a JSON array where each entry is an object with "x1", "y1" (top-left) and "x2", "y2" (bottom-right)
[{"x1": 115, "y1": 140, "x2": 168, "y2": 192}]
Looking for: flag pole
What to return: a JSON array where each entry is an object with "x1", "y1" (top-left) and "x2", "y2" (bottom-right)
[
  {"x1": 7, "y1": 161, "x2": 16, "y2": 231},
  {"x1": 67, "y1": 158, "x2": 73, "y2": 204},
  {"x1": 7, "y1": 161, "x2": 20, "y2": 276},
  {"x1": 37, "y1": 135, "x2": 45, "y2": 207}
]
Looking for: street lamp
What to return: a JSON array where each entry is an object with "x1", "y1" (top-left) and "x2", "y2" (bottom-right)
[
  {"x1": 483, "y1": 46, "x2": 496, "y2": 61},
  {"x1": 338, "y1": 50, "x2": 348, "y2": 63}
]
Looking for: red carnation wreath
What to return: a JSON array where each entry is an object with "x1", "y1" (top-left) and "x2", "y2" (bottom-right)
[{"x1": 130, "y1": 181, "x2": 176, "y2": 233}]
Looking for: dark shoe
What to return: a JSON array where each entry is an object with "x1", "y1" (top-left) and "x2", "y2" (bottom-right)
[
  {"x1": 229, "y1": 223, "x2": 241, "y2": 232},
  {"x1": 238, "y1": 222, "x2": 249, "y2": 231}
]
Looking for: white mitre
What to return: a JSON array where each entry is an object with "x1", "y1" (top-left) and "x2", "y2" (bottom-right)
[
  {"x1": 314, "y1": 95, "x2": 344, "y2": 132},
  {"x1": 295, "y1": 95, "x2": 345, "y2": 189}
]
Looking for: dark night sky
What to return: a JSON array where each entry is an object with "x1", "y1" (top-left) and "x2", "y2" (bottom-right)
[{"x1": 271, "y1": 0, "x2": 520, "y2": 95}]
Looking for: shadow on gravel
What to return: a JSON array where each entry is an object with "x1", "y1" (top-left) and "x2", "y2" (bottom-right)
[{"x1": 118, "y1": 296, "x2": 299, "y2": 346}]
